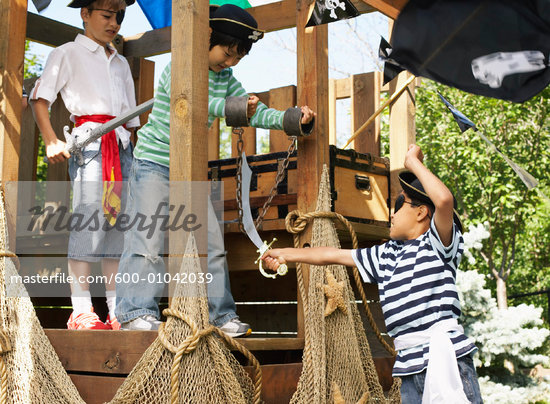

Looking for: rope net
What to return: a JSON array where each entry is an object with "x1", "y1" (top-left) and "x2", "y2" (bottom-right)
[
  {"x1": 109, "y1": 234, "x2": 261, "y2": 404},
  {"x1": 288, "y1": 166, "x2": 401, "y2": 404},
  {"x1": 0, "y1": 189, "x2": 85, "y2": 404}
]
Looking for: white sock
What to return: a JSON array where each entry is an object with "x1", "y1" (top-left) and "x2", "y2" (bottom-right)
[
  {"x1": 71, "y1": 290, "x2": 92, "y2": 315},
  {"x1": 106, "y1": 290, "x2": 116, "y2": 319}
]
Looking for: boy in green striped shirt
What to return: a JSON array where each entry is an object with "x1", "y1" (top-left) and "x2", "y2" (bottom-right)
[{"x1": 115, "y1": 4, "x2": 316, "y2": 335}]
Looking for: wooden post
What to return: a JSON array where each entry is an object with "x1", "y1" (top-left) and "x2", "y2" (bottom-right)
[
  {"x1": 208, "y1": 118, "x2": 220, "y2": 161},
  {"x1": 129, "y1": 57, "x2": 155, "y2": 129},
  {"x1": 296, "y1": 0, "x2": 329, "y2": 339},
  {"x1": 0, "y1": 0, "x2": 27, "y2": 249},
  {"x1": 268, "y1": 85, "x2": 296, "y2": 152},
  {"x1": 328, "y1": 78, "x2": 337, "y2": 145},
  {"x1": 351, "y1": 71, "x2": 381, "y2": 156},
  {"x1": 389, "y1": 71, "x2": 415, "y2": 201},
  {"x1": 169, "y1": 0, "x2": 209, "y2": 285}
]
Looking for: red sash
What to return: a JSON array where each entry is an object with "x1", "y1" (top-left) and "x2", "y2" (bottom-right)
[{"x1": 75, "y1": 115, "x2": 122, "y2": 226}]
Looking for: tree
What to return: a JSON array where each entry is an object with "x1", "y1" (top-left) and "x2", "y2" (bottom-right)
[{"x1": 415, "y1": 80, "x2": 550, "y2": 309}]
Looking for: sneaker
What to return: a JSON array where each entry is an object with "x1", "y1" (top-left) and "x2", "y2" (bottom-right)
[
  {"x1": 67, "y1": 309, "x2": 111, "y2": 330},
  {"x1": 106, "y1": 315, "x2": 121, "y2": 330},
  {"x1": 218, "y1": 318, "x2": 252, "y2": 338},
  {"x1": 121, "y1": 315, "x2": 162, "y2": 331}
]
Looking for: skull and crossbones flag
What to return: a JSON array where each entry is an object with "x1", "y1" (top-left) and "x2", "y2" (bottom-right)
[
  {"x1": 380, "y1": 0, "x2": 550, "y2": 103},
  {"x1": 306, "y1": 0, "x2": 360, "y2": 27}
]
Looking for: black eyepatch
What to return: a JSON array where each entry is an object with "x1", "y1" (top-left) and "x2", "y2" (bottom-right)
[{"x1": 91, "y1": 8, "x2": 125, "y2": 25}]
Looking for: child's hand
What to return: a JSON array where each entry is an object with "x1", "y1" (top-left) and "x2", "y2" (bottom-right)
[
  {"x1": 46, "y1": 139, "x2": 70, "y2": 164},
  {"x1": 261, "y1": 248, "x2": 287, "y2": 272},
  {"x1": 404, "y1": 144, "x2": 424, "y2": 169},
  {"x1": 247, "y1": 95, "x2": 259, "y2": 118},
  {"x1": 300, "y1": 106, "x2": 316, "y2": 124}
]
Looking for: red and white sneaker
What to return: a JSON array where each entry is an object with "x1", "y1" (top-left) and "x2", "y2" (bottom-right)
[
  {"x1": 67, "y1": 309, "x2": 111, "y2": 330},
  {"x1": 106, "y1": 315, "x2": 121, "y2": 330}
]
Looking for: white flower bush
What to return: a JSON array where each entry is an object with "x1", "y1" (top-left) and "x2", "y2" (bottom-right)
[{"x1": 455, "y1": 225, "x2": 550, "y2": 403}]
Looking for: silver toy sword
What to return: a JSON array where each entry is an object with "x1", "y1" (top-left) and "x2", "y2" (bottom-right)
[
  {"x1": 240, "y1": 151, "x2": 288, "y2": 279},
  {"x1": 57, "y1": 98, "x2": 154, "y2": 165}
]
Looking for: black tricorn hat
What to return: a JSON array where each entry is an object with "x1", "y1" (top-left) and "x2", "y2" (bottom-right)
[
  {"x1": 398, "y1": 171, "x2": 463, "y2": 232},
  {"x1": 67, "y1": 0, "x2": 134, "y2": 8},
  {"x1": 210, "y1": 4, "x2": 265, "y2": 42}
]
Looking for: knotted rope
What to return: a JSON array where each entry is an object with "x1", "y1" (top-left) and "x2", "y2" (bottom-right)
[
  {"x1": 285, "y1": 210, "x2": 396, "y2": 356},
  {"x1": 0, "y1": 330, "x2": 12, "y2": 404},
  {"x1": 158, "y1": 308, "x2": 262, "y2": 404}
]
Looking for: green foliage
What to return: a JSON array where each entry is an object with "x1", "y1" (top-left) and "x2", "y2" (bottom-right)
[{"x1": 416, "y1": 80, "x2": 550, "y2": 309}]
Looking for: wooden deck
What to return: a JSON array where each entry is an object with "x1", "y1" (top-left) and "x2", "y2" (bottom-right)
[{"x1": 45, "y1": 329, "x2": 395, "y2": 404}]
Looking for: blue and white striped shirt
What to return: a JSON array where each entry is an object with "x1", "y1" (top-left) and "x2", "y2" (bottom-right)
[{"x1": 352, "y1": 219, "x2": 476, "y2": 376}]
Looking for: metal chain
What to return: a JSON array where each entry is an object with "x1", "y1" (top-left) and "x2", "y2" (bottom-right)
[
  {"x1": 254, "y1": 136, "x2": 297, "y2": 229},
  {"x1": 234, "y1": 127, "x2": 245, "y2": 234},
  {"x1": 234, "y1": 126, "x2": 297, "y2": 232}
]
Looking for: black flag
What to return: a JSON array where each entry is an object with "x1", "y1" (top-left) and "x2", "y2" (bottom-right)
[
  {"x1": 381, "y1": 0, "x2": 550, "y2": 103},
  {"x1": 31, "y1": 0, "x2": 52, "y2": 12},
  {"x1": 306, "y1": 0, "x2": 360, "y2": 27},
  {"x1": 438, "y1": 92, "x2": 539, "y2": 190}
]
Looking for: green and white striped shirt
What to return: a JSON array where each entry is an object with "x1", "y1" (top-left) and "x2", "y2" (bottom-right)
[{"x1": 134, "y1": 62, "x2": 285, "y2": 167}]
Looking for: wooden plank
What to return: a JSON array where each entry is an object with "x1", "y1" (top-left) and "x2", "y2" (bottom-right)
[
  {"x1": 128, "y1": 57, "x2": 155, "y2": 129},
  {"x1": 335, "y1": 76, "x2": 351, "y2": 99},
  {"x1": 69, "y1": 374, "x2": 123, "y2": 404},
  {"x1": 351, "y1": 72, "x2": 381, "y2": 155},
  {"x1": 208, "y1": 118, "x2": 221, "y2": 160},
  {"x1": 295, "y1": 0, "x2": 330, "y2": 339},
  {"x1": 245, "y1": 363, "x2": 302, "y2": 404},
  {"x1": 328, "y1": 78, "x2": 337, "y2": 145},
  {"x1": 360, "y1": 0, "x2": 409, "y2": 19},
  {"x1": 19, "y1": 79, "x2": 39, "y2": 181},
  {"x1": 123, "y1": 0, "x2": 376, "y2": 58},
  {"x1": 388, "y1": 71, "x2": 415, "y2": 202},
  {"x1": 268, "y1": 85, "x2": 296, "y2": 152},
  {"x1": 1, "y1": 0, "x2": 27, "y2": 247},
  {"x1": 45, "y1": 329, "x2": 158, "y2": 374}
]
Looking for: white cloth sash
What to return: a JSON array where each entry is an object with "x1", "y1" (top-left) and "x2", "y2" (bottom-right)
[{"x1": 394, "y1": 318, "x2": 471, "y2": 404}]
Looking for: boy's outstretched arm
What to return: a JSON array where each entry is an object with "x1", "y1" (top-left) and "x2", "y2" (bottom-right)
[
  {"x1": 31, "y1": 98, "x2": 71, "y2": 164},
  {"x1": 262, "y1": 246, "x2": 355, "y2": 271},
  {"x1": 405, "y1": 144, "x2": 455, "y2": 245}
]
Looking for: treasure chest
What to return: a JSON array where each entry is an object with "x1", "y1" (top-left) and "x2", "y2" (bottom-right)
[{"x1": 208, "y1": 145, "x2": 390, "y2": 227}]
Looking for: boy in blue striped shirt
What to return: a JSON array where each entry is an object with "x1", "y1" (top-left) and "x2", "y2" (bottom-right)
[
  {"x1": 115, "y1": 4, "x2": 315, "y2": 336},
  {"x1": 262, "y1": 144, "x2": 482, "y2": 403}
]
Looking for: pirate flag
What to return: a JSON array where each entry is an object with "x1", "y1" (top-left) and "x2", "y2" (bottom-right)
[
  {"x1": 438, "y1": 92, "x2": 539, "y2": 191},
  {"x1": 306, "y1": 0, "x2": 360, "y2": 27},
  {"x1": 381, "y1": 0, "x2": 550, "y2": 103},
  {"x1": 31, "y1": 0, "x2": 52, "y2": 12}
]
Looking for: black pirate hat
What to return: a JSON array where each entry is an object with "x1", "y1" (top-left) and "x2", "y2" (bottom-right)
[
  {"x1": 210, "y1": 4, "x2": 265, "y2": 43},
  {"x1": 67, "y1": 0, "x2": 134, "y2": 8},
  {"x1": 398, "y1": 171, "x2": 463, "y2": 232}
]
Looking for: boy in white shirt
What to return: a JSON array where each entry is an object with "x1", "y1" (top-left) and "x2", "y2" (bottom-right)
[{"x1": 30, "y1": 0, "x2": 138, "y2": 330}]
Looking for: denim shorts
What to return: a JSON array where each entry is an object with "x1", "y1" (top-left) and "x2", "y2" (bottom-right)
[
  {"x1": 67, "y1": 141, "x2": 133, "y2": 262},
  {"x1": 400, "y1": 353, "x2": 483, "y2": 404}
]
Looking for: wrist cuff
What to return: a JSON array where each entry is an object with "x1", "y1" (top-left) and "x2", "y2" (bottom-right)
[{"x1": 225, "y1": 96, "x2": 249, "y2": 127}]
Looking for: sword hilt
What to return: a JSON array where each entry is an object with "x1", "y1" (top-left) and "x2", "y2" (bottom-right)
[{"x1": 254, "y1": 238, "x2": 288, "y2": 279}]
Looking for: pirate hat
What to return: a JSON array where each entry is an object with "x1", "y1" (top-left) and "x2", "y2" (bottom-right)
[
  {"x1": 67, "y1": 0, "x2": 134, "y2": 8},
  {"x1": 398, "y1": 171, "x2": 463, "y2": 232},
  {"x1": 210, "y1": 4, "x2": 265, "y2": 42}
]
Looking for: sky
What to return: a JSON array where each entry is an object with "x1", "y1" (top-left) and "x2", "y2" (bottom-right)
[{"x1": 26, "y1": 0, "x2": 389, "y2": 148}]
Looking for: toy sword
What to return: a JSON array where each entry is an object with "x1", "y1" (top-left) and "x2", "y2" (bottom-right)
[
  {"x1": 55, "y1": 98, "x2": 154, "y2": 165},
  {"x1": 240, "y1": 151, "x2": 288, "y2": 279}
]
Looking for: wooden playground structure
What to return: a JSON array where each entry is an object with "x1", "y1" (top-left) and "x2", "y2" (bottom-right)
[{"x1": 1, "y1": 0, "x2": 415, "y2": 402}]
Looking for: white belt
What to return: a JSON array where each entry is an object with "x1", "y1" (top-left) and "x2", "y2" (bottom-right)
[{"x1": 394, "y1": 318, "x2": 471, "y2": 404}]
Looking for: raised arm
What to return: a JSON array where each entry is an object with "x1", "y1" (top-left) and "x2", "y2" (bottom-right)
[{"x1": 404, "y1": 144, "x2": 455, "y2": 245}]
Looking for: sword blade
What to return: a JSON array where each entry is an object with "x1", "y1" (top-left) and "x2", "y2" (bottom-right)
[
  {"x1": 69, "y1": 98, "x2": 155, "y2": 152},
  {"x1": 241, "y1": 152, "x2": 264, "y2": 250}
]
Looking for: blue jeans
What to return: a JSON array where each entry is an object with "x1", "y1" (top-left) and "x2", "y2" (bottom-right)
[
  {"x1": 115, "y1": 158, "x2": 238, "y2": 326},
  {"x1": 400, "y1": 354, "x2": 483, "y2": 404}
]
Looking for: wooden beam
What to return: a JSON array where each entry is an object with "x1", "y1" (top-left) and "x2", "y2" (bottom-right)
[
  {"x1": 268, "y1": 85, "x2": 296, "y2": 152},
  {"x1": 25, "y1": 12, "x2": 123, "y2": 51},
  {"x1": 123, "y1": 0, "x2": 376, "y2": 58},
  {"x1": 360, "y1": 0, "x2": 408, "y2": 20},
  {"x1": 351, "y1": 71, "x2": 381, "y2": 155},
  {"x1": 295, "y1": 0, "x2": 329, "y2": 339},
  {"x1": 1, "y1": 0, "x2": 27, "y2": 249},
  {"x1": 389, "y1": 71, "x2": 415, "y2": 202}
]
